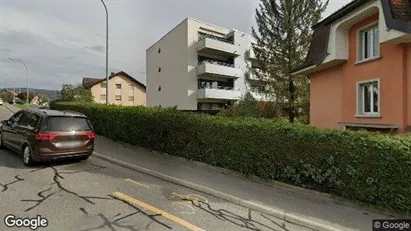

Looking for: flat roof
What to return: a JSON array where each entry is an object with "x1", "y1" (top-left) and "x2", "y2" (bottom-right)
[{"x1": 146, "y1": 17, "x2": 251, "y2": 51}]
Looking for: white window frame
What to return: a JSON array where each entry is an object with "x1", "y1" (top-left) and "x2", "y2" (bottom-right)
[
  {"x1": 356, "y1": 78, "x2": 381, "y2": 117},
  {"x1": 357, "y1": 23, "x2": 380, "y2": 63}
]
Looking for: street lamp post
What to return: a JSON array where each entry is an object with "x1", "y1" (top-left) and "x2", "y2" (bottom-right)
[
  {"x1": 100, "y1": 0, "x2": 109, "y2": 105},
  {"x1": 9, "y1": 57, "x2": 29, "y2": 107}
]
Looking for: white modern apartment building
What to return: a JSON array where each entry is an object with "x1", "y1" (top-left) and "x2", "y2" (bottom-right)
[{"x1": 146, "y1": 17, "x2": 268, "y2": 110}]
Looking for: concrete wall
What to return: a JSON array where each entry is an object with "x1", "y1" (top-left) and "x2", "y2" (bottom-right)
[
  {"x1": 146, "y1": 19, "x2": 190, "y2": 109},
  {"x1": 90, "y1": 74, "x2": 146, "y2": 106}
]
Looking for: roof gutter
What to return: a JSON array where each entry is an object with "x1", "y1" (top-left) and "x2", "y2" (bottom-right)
[{"x1": 313, "y1": 0, "x2": 373, "y2": 28}]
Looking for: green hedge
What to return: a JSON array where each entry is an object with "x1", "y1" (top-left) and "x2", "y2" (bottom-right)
[{"x1": 51, "y1": 102, "x2": 411, "y2": 214}]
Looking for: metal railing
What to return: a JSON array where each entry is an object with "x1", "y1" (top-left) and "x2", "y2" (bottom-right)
[
  {"x1": 198, "y1": 85, "x2": 234, "y2": 91},
  {"x1": 198, "y1": 60, "x2": 236, "y2": 68},
  {"x1": 198, "y1": 33, "x2": 234, "y2": 45}
]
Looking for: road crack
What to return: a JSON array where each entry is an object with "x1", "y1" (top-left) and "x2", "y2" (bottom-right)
[{"x1": 0, "y1": 175, "x2": 24, "y2": 192}]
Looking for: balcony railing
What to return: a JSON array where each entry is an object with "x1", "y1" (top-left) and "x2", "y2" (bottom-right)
[
  {"x1": 196, "y1": 36, "x2": 240, "y2": 57},
  {"x1": 197, "y1": 88, "x2": 242, "y2": 100},
  {"x1": 198, "y1": 33, "x2": 234, "y2": 45},
  {"x1": 247, "y1": 68, "x2": 271, "y2": 82},
  {"x1": 198, "y1": 60, "x2": 235, "y2": 68},
  {"x1": 198, "y1": 85, "x2": 234, "y2": 91},
  {"x1": 197, "y1": 61, "x2": 243, "y2": 78}
]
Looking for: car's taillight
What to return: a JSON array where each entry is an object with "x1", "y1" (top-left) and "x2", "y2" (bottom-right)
[
  {"x1": 86, "y1": 132, "x2": 96, "y2": 139},
  {"x1": 35, "y1": 133, "x2": 57, "y2": 140}
]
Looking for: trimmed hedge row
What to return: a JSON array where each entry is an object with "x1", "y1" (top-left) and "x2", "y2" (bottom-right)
[{"x1": 51, "y1": 102, "x2": 411, "y2": 214}]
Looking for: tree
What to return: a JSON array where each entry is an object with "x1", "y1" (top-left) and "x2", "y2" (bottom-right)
[
  {"x1": 17, "y1": 91, "x2": 37, "y2": 102},
  {"x1": 251, "y1": 0, "x2": 328, "y2": 123},
  {"x1": 58, "y1": 84, "x2": 94, "y2": 102},
  {"x1": 37, "y1": 93, "x2": 50, "y2": 104},
  {"x1": 0, "y1": 91, "x2": 13, "y2": 102}
]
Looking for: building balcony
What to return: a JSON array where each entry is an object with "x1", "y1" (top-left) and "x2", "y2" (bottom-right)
[
  {"x1": 197, "y1": 37, "x2": 240, "y2": 57},
  {"x1": 197, "y1": 87, "x2": 242, "y2": 101},
  {"x1": 197, "y1": 61, "x2": 243, "y2": 79},
  {"x1": 246, "y1": 48, "x2": 257, "y2": 60},
  {"x1": 246, "y1": 68, "x2": 271, "y2": 82}
]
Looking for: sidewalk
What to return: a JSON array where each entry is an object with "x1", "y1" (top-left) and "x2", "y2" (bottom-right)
[{"x1": 93, "y1": 136, "x2": 397, "y2": 231}]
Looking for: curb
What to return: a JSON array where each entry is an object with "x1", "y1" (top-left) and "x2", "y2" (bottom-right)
[
  {"x1": 93, "y1": 151, "x2": 352, "y2": 231},
  {"x1": 4, "y1": 104, "x2": 16, "y2": 113}
]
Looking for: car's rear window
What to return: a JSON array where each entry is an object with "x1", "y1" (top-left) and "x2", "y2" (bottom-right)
[{"x1": 42, "y1": 116, "x2": 93, "y2": 132}]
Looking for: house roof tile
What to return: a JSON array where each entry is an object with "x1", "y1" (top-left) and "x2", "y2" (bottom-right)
[
  {"x1": 389, "y1": 0, "x2": 411, "y2": 21},
  {"x1": 82, "y1": 71, "x2": 146, "y2": 90}
]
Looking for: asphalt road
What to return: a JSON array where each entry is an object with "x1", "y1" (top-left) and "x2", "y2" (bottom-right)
[{"x1": 0, "y1": 105, "x2": 312, "y2": 231}]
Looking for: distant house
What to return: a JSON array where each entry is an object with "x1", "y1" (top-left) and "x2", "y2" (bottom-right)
[
  {"x1": 82, "y1": 71, "x2": 146, "y2": 106},
  {"x1": 292, "y1": 0, "x2": 411, "y2": 133},
  {"x1": 31, "y1": 95, "x2": 39, "y2": 105},
  {"x1": 3, "y1": 89, "x2": 17, "y2": 97}
]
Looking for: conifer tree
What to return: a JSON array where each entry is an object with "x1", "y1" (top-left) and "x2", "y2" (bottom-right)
[{"x1": 251, "y1": 0, "x2": 328, "y2": 123}]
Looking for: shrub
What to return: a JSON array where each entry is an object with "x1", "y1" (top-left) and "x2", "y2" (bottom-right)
[
  {"x1": 51, "y1": 102, "x2": 411, "y2": 214},
  {"x1": 218, "y1": 96, "x2": 294, "y2": 122}
]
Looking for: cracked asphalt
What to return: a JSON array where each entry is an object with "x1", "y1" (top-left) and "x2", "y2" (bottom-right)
[{"x1": 0, "y1": 106, "x2": 312, "y2": 231}]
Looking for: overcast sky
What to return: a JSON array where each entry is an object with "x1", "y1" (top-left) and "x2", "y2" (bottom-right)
[{"x1": 0, "y1": 0, "x2": 351, "y2": 90}]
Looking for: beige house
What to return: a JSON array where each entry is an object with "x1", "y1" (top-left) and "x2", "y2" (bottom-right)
[{"x1": 82, "y1": 71, "x2": 146, "y2": 106}]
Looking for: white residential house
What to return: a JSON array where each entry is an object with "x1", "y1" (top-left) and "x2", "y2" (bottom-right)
[{"x1": 146, "y1": 17, "x2": 270, "y2": 110}]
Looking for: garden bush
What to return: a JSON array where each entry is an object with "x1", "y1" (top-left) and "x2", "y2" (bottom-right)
[{"x1": 51, "y1": 102, "x2": 411, "y2": 214}]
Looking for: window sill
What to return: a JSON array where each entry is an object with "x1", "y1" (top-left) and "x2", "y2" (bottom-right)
[
  {"x1": 355, "y1": 114, "x2": 381, "y2": 118},
  {"x1": 355, "y1": 56, "x2": 381, "y2": 65}
]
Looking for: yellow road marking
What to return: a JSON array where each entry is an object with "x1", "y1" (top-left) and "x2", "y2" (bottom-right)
[
  {"x1": 125, "y1": 179, "x2": 150, "y2": 188},
  {"x1": 113, "y1": 192, "x2": 205, "y2": 231}
]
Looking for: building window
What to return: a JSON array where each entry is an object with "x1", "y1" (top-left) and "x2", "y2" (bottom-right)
[
  {"x1": 357, "y1": 79, "x2": 380, "y2": 116},
  {"x1": 158, "y1": 67, "x2": 161, "y2": 72},
  {"x1": 158, "y1": 48, "x2": 161, "y2": 53},
  {"x1": 115, "y1": 95, "x2": 121, "y2": 101},
  {"x1": 101, "y1": 82, "x2": 107, "y2": 88},
  {"x1": 158, "y1": 86, "x2": 161, "y2": 91},
  {"x1": 128, "y1": 96, "x2": 134, "y2": 101},
  {"x1": 100, "y1": 94, "x2": 106, "y2": 101},
  {"x1": 116, "y1": 84, "x2": 121, "y2": 89},
  {"x1": 359, "y1": 25, "x2": 379, "y2": 61}
]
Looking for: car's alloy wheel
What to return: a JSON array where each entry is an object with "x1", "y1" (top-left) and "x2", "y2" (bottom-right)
[{"x1": 23, "y1": 146, "x2": 34, "y2": 166}]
